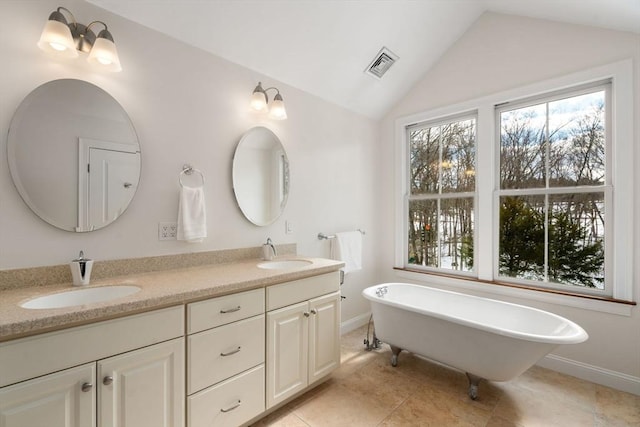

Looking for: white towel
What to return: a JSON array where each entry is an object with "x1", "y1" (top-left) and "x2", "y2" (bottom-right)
[
  {"x1": 177, "y1": 185, "x2": 207, "y2": 243},
  {"x1": 331, "y1": 231, "x2": 362, "y2": 274}
]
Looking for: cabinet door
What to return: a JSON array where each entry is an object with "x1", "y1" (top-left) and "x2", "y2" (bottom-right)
[
  {"x1": 308, "y1": 291, "x2": 341, "y2": 384},
  {"x1": 0, "y1": 363, "x2": 95, "y2": 427},
  {"x1": 266, "y1": 301, "x2": 308, "y2": 409},
  {"x1": 98, "y1": 337, "x2": 184, "y2": 427}
]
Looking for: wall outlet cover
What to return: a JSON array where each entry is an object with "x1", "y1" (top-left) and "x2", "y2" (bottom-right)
[{"x1": 158, "y1": 222, "x2": 177, "y2": 240}]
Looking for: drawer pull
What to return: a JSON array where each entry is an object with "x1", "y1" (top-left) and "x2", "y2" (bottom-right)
[
  {"x1": 220, "y1": 346, "x2": 241, "y2": 357},
  {"x1": 220, "y1": 400, "x2": 241, "y2": 413},
  {"x1": 81, "y1": 382, "x2": 93, "y2": 392},
  {"x1": 220, "y1": 306, "x2": 241, "y2": 314}
]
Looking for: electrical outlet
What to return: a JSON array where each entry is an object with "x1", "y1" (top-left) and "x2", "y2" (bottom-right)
[{"x1": 158, "y1": 222, "x2": 177, "y2": 240}]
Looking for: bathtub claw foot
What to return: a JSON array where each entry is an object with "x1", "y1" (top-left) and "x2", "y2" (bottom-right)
[
  {"x1": 390, "y1": 345, "x2": 402, "y2": 367},
  {"x1": 466, "y1": 373, "x2": 482, "y2": 400}
]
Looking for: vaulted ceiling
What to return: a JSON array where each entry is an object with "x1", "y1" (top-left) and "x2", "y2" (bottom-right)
[{"x1": 88, "y1": 0, "x2": 640, "y2": 119}]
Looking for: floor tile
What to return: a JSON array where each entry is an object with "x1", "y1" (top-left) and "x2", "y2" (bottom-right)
[
  {"x1": 508, "y1": 365, "x2": 596, "y2": 411},
  {"x1": 379, "y1": 385, "x2": 492, "y2": 427},
  {"x1": 251, "y1": 411, "x2": 309, "y2": 427},
  {"x1": 493, "y1": 380, "x2": 596, "y2": 427},
  {"x1": 292, "y1": 380, "x2": 392, "y2": 427},
  {"x1": 594, "y1": 384, "x2": 640, "y2": 426}
]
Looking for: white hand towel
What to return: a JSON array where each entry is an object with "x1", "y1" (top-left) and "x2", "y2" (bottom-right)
[
  {"x1": 177, "y1": 185, "x2": 207, "y2": 243},
  {"x1": 331, "y1": 231, "x2": 362, "y2": 274}
]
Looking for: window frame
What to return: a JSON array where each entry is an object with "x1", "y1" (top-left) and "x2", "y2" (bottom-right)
[
  {"x1": 394, "y1": 60, "x2": 635, "y2": 313},
  {"x1": 405, "y1": 113, "x2": 478, "y2": 276},
  {"x1": 494, "y1": 82, "x2": 612, "y2": 296}
]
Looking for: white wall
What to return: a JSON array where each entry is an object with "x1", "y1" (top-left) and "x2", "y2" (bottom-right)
[
  {"x1": 379, "y1": 12, "x2": 640, "y2": 392},
  {"x1": 0, "y1": 0, "x2": 377, "y2": 324}
]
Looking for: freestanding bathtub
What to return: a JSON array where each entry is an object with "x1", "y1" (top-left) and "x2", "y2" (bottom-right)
[{"x1": 362, "y1": 283, "x2": 588, "y2": 399}]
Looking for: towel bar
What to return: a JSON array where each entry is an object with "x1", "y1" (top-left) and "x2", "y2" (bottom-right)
[{"x1": 317, "y1": 229, "x2": 365, "y2": 240}]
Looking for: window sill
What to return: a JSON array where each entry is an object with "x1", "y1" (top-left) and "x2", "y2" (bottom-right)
[{"x1": 393, "y1": 267, "x2": 635, "y2": 316}]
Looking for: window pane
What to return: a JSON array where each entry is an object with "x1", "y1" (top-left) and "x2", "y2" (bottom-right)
[
  {"x1": 410, "y1": 118, "x2": 476, "y2": 195},
  {"x1": 408, "y1": 200, "x2": 438, "y2": 267},
  {"x1": 499, "y1": 195, "x2": 545, "y2": 280},
  {"x1": 410, "y1": 126, "x2": 440, "y2": 194},
  {"x1": 440, "y1": 198, "x2": 474, "y2": 272},
  {"x1": 408, "y1": 198, "x2": 473, "y2": 271},
  {"x1": 499, "y1": 193, "x2": 605, "y2": 289},
  {"x1": 548, "y1": 193, "x2": 605, "y2": 289},
  {"x1": 441, "y1": 120, "x2": 476, "y2": 193},
  {"x1": 548, "y1": 92, "x2": 605, "y2": 187},
  {"x1": 500, "y1": 104, "x2": 546, "y2": 189}
]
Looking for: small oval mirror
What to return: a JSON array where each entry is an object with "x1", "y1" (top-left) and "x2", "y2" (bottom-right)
[
  {"x1": 7, "y1": 79, "x2": 140, "y2": 232},
  {"x1": 232, "y1": 127, "x2": 289, "y2": 226}
]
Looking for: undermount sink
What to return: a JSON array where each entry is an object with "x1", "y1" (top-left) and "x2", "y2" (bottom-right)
[
  {"x1": 21, "y1": 285, "x2": 141, "y2": 310},
  {"x1": 257, "y1": 260, "x2": 312, "y2": 270}
]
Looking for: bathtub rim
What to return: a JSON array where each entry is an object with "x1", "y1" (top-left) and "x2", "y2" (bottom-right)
[{"x1": 362, "y1": 283, "x2": 588, "y2": 345}]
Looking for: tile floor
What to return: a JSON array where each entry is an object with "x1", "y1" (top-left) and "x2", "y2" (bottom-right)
[{"x1": 252, "y1": 325, "x2": 640, "y2": 427}]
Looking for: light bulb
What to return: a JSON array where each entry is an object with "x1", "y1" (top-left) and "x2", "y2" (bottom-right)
[{"x1": 37, "y1": 19, "x2": 78, "y2": 58}]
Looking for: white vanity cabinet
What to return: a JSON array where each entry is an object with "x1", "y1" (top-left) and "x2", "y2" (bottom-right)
[
  {"x1": 265, "y1": 272, "x2": 341, "y2": 409},
  {"x1": 186, "y1": 288, "x2": 266, "y2": 427},
  {"x1": 0, "y1": 265, "x2": 344, "y2": 427},
  {"x1": 0, "y1": 306, "x2": 185, "y2": 427}
]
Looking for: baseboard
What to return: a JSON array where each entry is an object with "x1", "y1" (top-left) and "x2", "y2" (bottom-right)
[
  {"x1": 537, "y1": 353, "x2": 640, "y2": 396},
  {"x1": 340, "y1": 312, "x2": 371, "y2": 335}
]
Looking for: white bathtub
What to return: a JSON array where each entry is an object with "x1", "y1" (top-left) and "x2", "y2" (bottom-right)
[{"x1": 362, "y1": 283, "x2": 588, "y2": 399}]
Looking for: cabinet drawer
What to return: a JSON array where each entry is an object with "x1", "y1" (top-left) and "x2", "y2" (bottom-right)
[
  {"x1": 187, "y1": 288, "x2": 264, "y2": 334},
  {"x1": 188, "y1": 364, "x2": 265, "y2": 427},
  {"x1": 266, "y1": 272, "x2": 340, "y2": 311},
  {"x1": 187, "y1": 314, "x2": 265, "y2": 394}
]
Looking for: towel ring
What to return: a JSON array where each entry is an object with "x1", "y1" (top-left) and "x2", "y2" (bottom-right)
[{"x1": 180, "y1": 164, "x2": 205, "y2": 187}]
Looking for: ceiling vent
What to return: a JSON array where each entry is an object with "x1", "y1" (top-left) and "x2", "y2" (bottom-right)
[{"x1": 365, "y1": 47, "x2": 399, "y2": 79}]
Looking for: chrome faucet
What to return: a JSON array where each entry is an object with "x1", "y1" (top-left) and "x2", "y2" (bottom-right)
[
  {"x1": 262, "y1": 238, "x2": 277, "y2": 260},
  {"x1": 375, "y1": 286, "x2": 388, "y2": 297}
]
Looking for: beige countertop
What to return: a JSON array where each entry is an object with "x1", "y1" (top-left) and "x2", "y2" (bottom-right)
[{"x1": 0, "y1": 256, "x2": 344, "y2": 342}]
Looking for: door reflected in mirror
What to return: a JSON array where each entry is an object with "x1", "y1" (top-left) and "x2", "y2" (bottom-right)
[
  {"x1": 7, "y1": 79, "x2": 140, "y2": 232},
  {"x1": 232, "y1": 127, "x2": 289, "y2": 226}
]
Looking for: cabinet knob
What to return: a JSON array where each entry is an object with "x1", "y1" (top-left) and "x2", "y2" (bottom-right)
[
  {"x1": 103, "y1": 376, "x2": 114, "y2": 386},
  {"x1": 310, "y1": 309, "x2": 318, "y2": 315},
  {"x1": 81, "y1": 382, "x2": 93, "y2": 392},
  {"x1": 303, "y1": 312, "x2": 310, "y2": 317}
]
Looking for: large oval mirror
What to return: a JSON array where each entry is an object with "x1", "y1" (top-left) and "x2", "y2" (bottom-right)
[
  {"x1": 7, "y1": 79, "x2": 140, "y2": 232},
  {"x1": 232, "y1": 127, "x2": 289, "y2": 226}
]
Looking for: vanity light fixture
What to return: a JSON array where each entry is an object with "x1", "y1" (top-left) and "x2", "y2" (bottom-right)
[
  {"x1": 250, "y1": 82, "x2": 287, "y2": 120},
  {"x1": 38, "y1": 6, "x2": 122, "y2": 72}
]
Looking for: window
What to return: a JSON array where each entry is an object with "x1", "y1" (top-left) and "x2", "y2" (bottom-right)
[
  {"x1": 497, "y1": 85, "x2": 609, "y2": 293},
  {"x1": 406, "y1": 115, "x2": 476, "y2": 273},
  {"x1": 396, "y1": 60, "x2": 634, "y2": 307}
]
